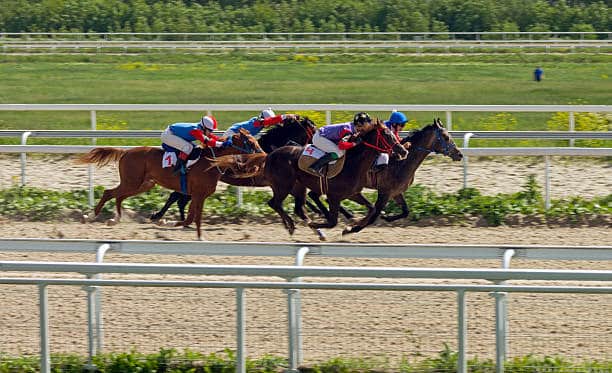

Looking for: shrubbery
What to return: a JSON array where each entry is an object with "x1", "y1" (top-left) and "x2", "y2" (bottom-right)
[
  {"x1": 0, "y1": 175, "x2": 609, "y2": 226},
  {"x1": 1, "y1": 346, "x2": 611, "y2": 373}
]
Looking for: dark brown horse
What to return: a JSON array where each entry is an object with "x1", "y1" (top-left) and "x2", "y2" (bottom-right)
[
  {"x1": 78, "y1": 128, "x2": 261, "y2": 240},
  {"x1": 341, "y1": 118, "x2": 463, "y2": 235},
  {"x1": 150, "y1": 116, "x2": 317, "y2": 221},
  {"x1": 219, "y1": 119, "x2": 408, "y2": 237}
]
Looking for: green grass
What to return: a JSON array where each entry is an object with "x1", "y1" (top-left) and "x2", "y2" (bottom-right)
[{"x1": 0, "y1": 53, "x2": 610, "y2": 140}]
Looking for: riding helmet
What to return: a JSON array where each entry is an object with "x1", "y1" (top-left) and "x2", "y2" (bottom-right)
[
  {"x1": 353, "y1": 112, "x2": 371, "y2": 126},
  {"x1": 199, "y1": 115, "x2": 218, "y2": 131}
]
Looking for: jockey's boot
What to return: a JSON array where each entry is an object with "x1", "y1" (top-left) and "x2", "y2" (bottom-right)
[{"x1": 309, "y1": 152, "x2": 336, "y2": 177}]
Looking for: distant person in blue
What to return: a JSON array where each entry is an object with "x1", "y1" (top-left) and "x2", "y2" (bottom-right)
[
  {"x1": 534, "y1": 66, "x2": 544, "y2": 82},
  {"x1": 223, "y1": 108, "x2": 297, "y2": 138}
]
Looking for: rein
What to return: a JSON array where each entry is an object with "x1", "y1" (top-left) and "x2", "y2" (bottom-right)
[{"x1": 362, "y1": 127, "x2": 397, "y2": 153}]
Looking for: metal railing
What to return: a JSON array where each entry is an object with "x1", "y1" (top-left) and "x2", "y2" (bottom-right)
[
  {"x1": 1, "y1": 239, "x2": 611, "y2": 373},
  {"x1": 1, "y1": 32, "x2": 610, "y2": 53}
]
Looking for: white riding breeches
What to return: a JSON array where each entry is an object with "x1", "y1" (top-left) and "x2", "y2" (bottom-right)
[
  {"x1": 312, "y1": 132, "x2": 345, "y2": 158},
  {"x1": 376, "y1": 152, "x2": 389, "y2": 165},
  {"x1": 161, "y1": 127, "x2": 194, "y2": 154}
]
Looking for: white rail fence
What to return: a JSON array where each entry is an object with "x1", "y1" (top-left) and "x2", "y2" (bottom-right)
[
  {"x1": 1, "y1": 239, "x2": 611, "y2": 373},
  {"x1": 1, "y1": 32, "x2": 610, "y2": 53},
  {"x1": 1, "y1": 104, "x2": 610, "y2": 207}
]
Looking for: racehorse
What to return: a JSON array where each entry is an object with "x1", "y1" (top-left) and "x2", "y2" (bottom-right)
[
  {"x1": 149, "y1": 116, "x2": 317, "y2": 221},
  {"x1": 78, "y1": 128, "x2": 261, "y2": 240},
  {"x1": 216, "y1": 119, "x2": 408, "y2": 238},
  {"x1": 340, "y1": 118, "x2": 463, "y2": 235}
]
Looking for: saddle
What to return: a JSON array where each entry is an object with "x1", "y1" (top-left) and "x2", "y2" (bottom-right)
[{"x1": 297, "y1": 144, "x2": 345, "y2": 179}]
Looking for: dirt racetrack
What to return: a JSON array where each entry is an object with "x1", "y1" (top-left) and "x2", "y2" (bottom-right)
[{"x1": 0, "y1": 155, "x2": 611, "y2": 365}]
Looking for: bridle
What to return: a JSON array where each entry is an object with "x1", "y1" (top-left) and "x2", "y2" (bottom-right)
[
  {"x1": 411, "y1": 125, "x2": 457, "y2": 156},
  {"x1": 230, "y1": 132, "x2": 262, "y2": 154},
  {"x1": 361, "y1": 125, "x2": 400, "y2": 154}
]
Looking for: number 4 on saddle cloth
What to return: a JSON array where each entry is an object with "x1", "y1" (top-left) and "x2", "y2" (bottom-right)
[{"x1": 297, "y1": 144, "x2": 346, "y2": 179}]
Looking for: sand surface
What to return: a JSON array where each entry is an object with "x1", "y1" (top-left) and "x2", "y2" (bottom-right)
[{"x1": 0, "y1": 155, "x2": 611, "y2": 365}]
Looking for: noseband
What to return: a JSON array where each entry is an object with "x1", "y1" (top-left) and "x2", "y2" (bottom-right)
[{"x1": 412, "y1": 126, "x2": 456, "y2": 156}]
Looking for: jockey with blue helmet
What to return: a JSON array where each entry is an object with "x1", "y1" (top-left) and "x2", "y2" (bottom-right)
[
  {"x1": 375, "y1": 110, "x2": 409, "y2": 171},
  {"x1": 223, "y1": 108, "x2": 298, "y2": 138}
]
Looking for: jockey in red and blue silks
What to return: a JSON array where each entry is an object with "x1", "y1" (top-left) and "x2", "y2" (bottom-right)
[
  {"x1": 308, "y1": 112, "x2": 371, "y2": 176},
  {"x1": 161, "y1": 115, "x2": 231, "y2": 165},
  {"x1": 223, "y1": 108, "x2": 297, "y2": 137}
]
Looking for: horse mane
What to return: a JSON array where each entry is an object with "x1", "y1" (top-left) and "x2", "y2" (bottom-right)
[
  {"x1": 402, "y1": 123, "x2": 436, "y2": 144},
  {"x1": 206, "y1": 152, "x2": 267, "y2": 177}
]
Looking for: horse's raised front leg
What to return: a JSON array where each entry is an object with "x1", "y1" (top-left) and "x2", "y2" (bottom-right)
[
  {"x1": 342, "y1": 193, "x2": 390, "y2": 236},
  {"x1": 381, "y1": 194, "x2": 409, "y2": 222},
  {"x1": 307, "y1": 190, "x2": 355, "y2": 222}
]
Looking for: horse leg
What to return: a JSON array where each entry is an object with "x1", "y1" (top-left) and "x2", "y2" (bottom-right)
[
  {"x1": 150, "y1": 191, "x2": 184, "y2": 221},
  {"x1": 292, "y1": 186, "x2": 327, "y2": 240},
  {"x1": 342, "y1": 193, "x2": 390, "y2": 236},
  {"x1": 308, "y1": 198, "x2": 340, "y2": 230},
  {"x1": 93, "y1": 187, "x2": 116, "y2": 217},
  {"x1": 268, "y1": 187, "x2": 296, "y2": 235},
  {"x1": 177, "y1": 194, "x2": 192, "y2": 221},
  {"x1": 189, "y1": 193, "x2": 206, "y2": 241},
  {"x1": 381, "y1": 194, "x2": 409, "y2": 222},
  {"x1": 345, "y1": 193, "x2": 373, "y2": 222},
  {"x1": 111, "y1": 181, "x2": 156, "y2": 224}
]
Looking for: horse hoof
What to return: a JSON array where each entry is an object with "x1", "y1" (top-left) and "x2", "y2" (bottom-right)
[
  {"x1": 317, "y1": 229, "x2": 327, "y2": 241},
  {"x1": 106, "y1": 218, "x2": 117, "y2": 226}
]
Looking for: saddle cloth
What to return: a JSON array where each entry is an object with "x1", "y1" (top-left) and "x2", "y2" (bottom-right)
[
  {"x1": 162, "y1": 152, "x2": 198, "y2": 169},
  {"x1": 297, "y1": 144, "x2": 345, "y2": 179}
]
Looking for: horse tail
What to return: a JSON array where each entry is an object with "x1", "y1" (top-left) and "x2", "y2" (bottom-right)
[
  {"x1": 77, "y1": 147, "x2": 127, "y2": 167},
  {"x1": 206, "y1": 153, "x2": 267, "y2": 178}
]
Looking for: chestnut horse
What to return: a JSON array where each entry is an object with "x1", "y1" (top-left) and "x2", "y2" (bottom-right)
[
  {"x1": 78, "y1": 128, "x2": 261, "y2": 240},
  {"x1": 217, "y1": 119, "x2": 408, "y2": 238},
  {"x1": 150, "y1": 116, "x2": 317, "y2": 221}
]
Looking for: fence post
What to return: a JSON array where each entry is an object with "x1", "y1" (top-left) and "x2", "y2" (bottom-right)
[
  {"x1": 39, "y1": 283, "x2": 50, "y2": 373},
  {"x1": 325, "y1": 110, "x2": 331, "y2": 125},
  {"x1": 492, "y1": 249, "x2": 515, "y2": 373},
  {"x1": 445, "y1": 111, "x2": 452, "y2": 131},
  {"x1": 462, "y1": 133, "x2": 474, "y2": 189},
  {"x1": 545, "y1": 156, "x2": 551, "y2": 210},
  {"x1": 569, "y1": 111, "x2": 575, "y2": 147},
  {"x1": 236, "y1": 288, "x2": 246, "y2": 373},
  {"x1": 287, "y1": 246, "x2": 309, "y2": 371},
  {"x1": 84, "y1": 276, "x2": 97, "y2": 371},
  {"x1": 94, "y1": 243, "x2": 111, "y2": 353},
  {"x1": 89, "y1": 110, "x2": 97, "y2": 207},
  {"x1": 457, "y1": 290, "x2": 467, "y2": 373},
  {"x1": 20, "y1": 131, "x2": 31, "y2": 186}
]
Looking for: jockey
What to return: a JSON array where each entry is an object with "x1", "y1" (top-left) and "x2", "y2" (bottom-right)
[
  {"x1": 161, "y1": 115, "x2": 231, "y2": 171},
  {"x1": 374, "y1": 110, "x2": 408, "y2": 171},
  {"x1": 223, "y1": 108, "x2": 298, "y2": 138},
  {"x1": 308, "y1": 112, "x2": 371, "y2": 176}
]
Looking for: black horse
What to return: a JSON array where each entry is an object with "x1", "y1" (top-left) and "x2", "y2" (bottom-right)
[
  {"x1": 258, "y1": 119, "x2": 408, "y2": 237},
  {"x1": 150, "y1": 116, "x2": 317, "y2": 221}
]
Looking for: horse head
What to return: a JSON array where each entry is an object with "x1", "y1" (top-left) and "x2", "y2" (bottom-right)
[
  {"x1": 406, "y1": 118, "x2": 462, "y2": 161},
  {"x1": 259, "y1": 115, "x2": 317, "y2": 152},
  {"x1": 359, "y1": 118, "x2": 408, "y2": 160},
  {"x1": 232, "y1": 128, "x2": 264, "y2": 154}
]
